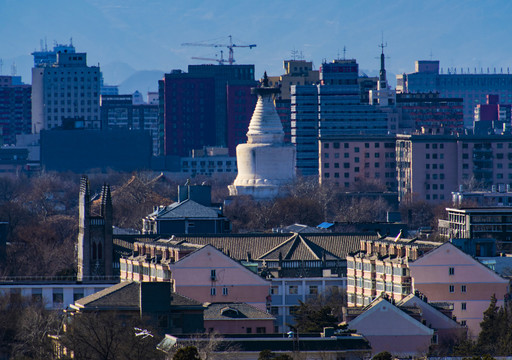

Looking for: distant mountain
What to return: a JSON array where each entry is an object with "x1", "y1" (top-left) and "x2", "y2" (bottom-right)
[
  {"x1": 118, "y1": 70, "x2": 164, "y2": 95},
  {"x1": 101, "y1": 61, "x2": 137, "y2": 85}
]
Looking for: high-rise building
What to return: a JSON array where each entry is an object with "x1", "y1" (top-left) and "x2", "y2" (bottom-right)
[
  {"x1": 397, "y1": 60, "x2": 512, "y2": 127},
  {"x1": 0, "y1": 76, "x2": 31, "y2": 145},
  {"x1": 31, "y1": 47, "x2": 100, "y2": 133},
  {"x1": 396, "y1": 93, "x2": 464, "y2": 133},
  {"x1": 159, "y1": 65, "x2": 256, "y2": 157},
  {"x1": 100, "y1": 93, "x2": 160, "y2": 155},
  {"x1": 291, "y1": 59, "x2": 388, "y2": 176}
]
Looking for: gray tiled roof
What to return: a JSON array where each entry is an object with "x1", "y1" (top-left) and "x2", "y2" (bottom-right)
[
  {"x1": 75, "y1": 281, "x2": 202, "y2": 310},
  {"x1": 149, "y1": 199, "x2": 221, "y2": 219},
  {"x1": 204, "y1": 302, "x2": 275, "y2": 320},
  {"x1": 258, "y1": 234, "x2": 340, "y2": 261},
  {"x1": 166, "y1": 233, "x2": 375, "y2": 261},
  {"x1": 76, "y1": 281, "x2": 139, "y2": 310}
]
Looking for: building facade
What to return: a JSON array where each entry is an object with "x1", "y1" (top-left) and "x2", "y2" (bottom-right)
[
  {"x1": 0, "y1": 76, "x2": 31, "y2": 145},
  {"x1": 31, "y1": 49, "x2": 100, "y2": 133},
  {"x1": 397, "y1": 60, "x2": 512, "y2": 127},
  {"x1": 319, "y1": 134, "x2": 397, "y2": 190},
  {"x1": 159, "y1": 65, "x2": 256, "y2": 157},
  {"x1": 409, "y1": 242, "x2": 510, "y2": 337},
  {"x1": 397, "y1": 133, "x2": 512, "y2": 203},
  {"x1": 291, "y1": 59, "x2": 388, "y2": 176},
  {"x1": 346, "y1": 237, "x2": 439, "y2": 307},
  {"x1": 100, "y1": 93, "x2": 160, "y2": 155}
]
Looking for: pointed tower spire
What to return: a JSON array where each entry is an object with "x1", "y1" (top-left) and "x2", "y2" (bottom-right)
[{"x1": 379, "y1": 40, "x2": 388, "y2": 90}]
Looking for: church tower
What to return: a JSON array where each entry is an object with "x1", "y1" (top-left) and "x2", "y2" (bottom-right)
[{"x1": 77, "y1": 176, "x2": 113, "y2": 281}]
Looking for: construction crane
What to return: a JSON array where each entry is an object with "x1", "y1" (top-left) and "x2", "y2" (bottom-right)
[
  {"x1": 182, "y1": 35, "x2": 256, "y2": 65},
  {"x1": 191, "y1": 50, "x2": 228, "y2": 65}
]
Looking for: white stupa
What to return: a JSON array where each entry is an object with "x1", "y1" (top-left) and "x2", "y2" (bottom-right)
[{"x1": 228, "y1": 73, "x2": 296, "y2": 200}]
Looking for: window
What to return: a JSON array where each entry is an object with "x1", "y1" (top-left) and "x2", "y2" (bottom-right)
[
  {"x1": 449, "y1": 267, "x2": 454, "y2": 275},
  {"x1": 462, "y1": 285, "x2": 467, "y2": 293},
  {"x1": 53, "y1": 288, "x2": 64, "y2": 306},
  {"x1": 210, "y1": 269, "x2": 216, "y2": 280},
  {"x1": 246, "y1": 327, "x2": 252, "y2": 333},
  {"x1": 461, "y1": 302, "x2": 467, "y2": 310},
  {"x1": 256, "y1": 327, "x2": 266, "y2": 334},
  {"x1": 270, "y1": 286, "x2": 279, "y2": 295},
  {"x1": 449, "y1": 285, "x2": 454, "y2": 293},
  {"x1": 32, "y1": 288, "x2": 43, "y2": 303},
  {"x1": 461, "y1": 320, "x2": 467, "y2": 326},
  {"x1": 210, "y1": 288, "x2": 216, "y2": 296},
  {"x1": 309, "y1": 285, "x2": 318, "y2": 295},
  {"x1": 289, "y1": 285, "x2": 298, "y2": 295},
  {"x1": 222, "y1": 287, "x2": 228, "y2": 296}
]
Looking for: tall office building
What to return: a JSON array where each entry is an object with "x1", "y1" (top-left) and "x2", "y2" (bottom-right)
[
  {"x1": 100, "y1": 93, "x2": 160, "y2": 155},
  {"x1": 291, "y1": 59, "x2": 388, "y2": 176},
  {"x1": 159, "y1": 65, "x2": 256, "y2": 157},
  {"x1": 31, "y1": 46, "x2": 100, "y2": 133},
  {"x1": 397, "y1": 60, "x2": 512, "y2": 127},
  {"x1": 0, "y1": 76, "x2": 31, "y2": 145}
]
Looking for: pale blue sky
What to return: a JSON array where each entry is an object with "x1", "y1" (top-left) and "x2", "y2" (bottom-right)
[{"x1": 1, "y1": 0, "x2": 512, "y2": 85}]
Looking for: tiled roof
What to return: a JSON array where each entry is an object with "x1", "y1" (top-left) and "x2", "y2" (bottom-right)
[
  {"x1": 149, "y1": 199, "x2": 221, "y2": 219},
  {"x1": 75, "y1": 281, "x2": 202, "y2": 310},
  {"x1": 163, "y1": 233, "x2": 374, "y2": 261},
  {"x1": 204, "y1": 302, "x2": 275, "y2": 320},
  {"x1": 258, "y1": 234, "x2": 340, "y2": 261},
  {"x1": 76, "y1": 281, "x2": 139, "y2": 310}
]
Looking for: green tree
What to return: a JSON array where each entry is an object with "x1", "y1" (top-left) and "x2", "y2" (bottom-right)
[
  {"x1": 173, "y1": 346, "x2": 201, "y2": 360},
  {"x1": 477, "y1": 294, "x2": 500, "y2": 355}
]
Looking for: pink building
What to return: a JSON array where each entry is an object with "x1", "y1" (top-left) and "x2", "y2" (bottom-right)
[
  {"x1": 346, "y1": 297, "x2": 434, "y2": 357},
  {"x1": 319, "y1": 134, "x2": 397, "y2": 190},
  {"x1": 204, "y1": 302, "x2": 275, "y2": 334},
  {"x1": 397, "y1": 133, "x2": 512, "y2": 203},
  {"x1": 121, "y1": 244, "x2": 271, "y2": 311},
  {"x1": 398, "y1": 294, "x2": 466, "y2": 346},
  {"x1": 409, "y1": 242, "x2": 510, "y2": 337}
]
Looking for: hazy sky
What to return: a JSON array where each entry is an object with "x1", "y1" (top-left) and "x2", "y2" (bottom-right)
[{"x1": 2, "y1": 0, "x2": 512, "y2": 85}]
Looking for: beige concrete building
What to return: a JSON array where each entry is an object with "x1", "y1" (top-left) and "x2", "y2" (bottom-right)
[{"x1": 32, "y1": 51, "x2": 100, "y2": 133}]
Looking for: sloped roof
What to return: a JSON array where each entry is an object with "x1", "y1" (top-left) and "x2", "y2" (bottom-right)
[
  {"x1": 204, "y1": 302, "x2": 275, "y2": 321},
  {"x1": 75, "y1": 281, "x2": 202, "y2": 310},
  {"x1": 348, "y1": 297, "x2": 434, "y2": 336},
  {"x1": 258, "y1": 233, "x2": 339, "y2": 261},
  {"x1": 76, "y1": 281, "x2": 139, "y2": 310},
  {"x1": 149, "y1": 199, "x2": 221, "y2": 219},
  {"x1": 161, "y1": 233, "x2": 373, "y2": 261}
]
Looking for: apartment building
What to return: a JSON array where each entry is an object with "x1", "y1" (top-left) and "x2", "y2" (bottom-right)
[
  {"x1": 409, "y1": 242, "x2": 510, "y2": 337},
  {"x1": 397, "y1": 133, "x2": 512, "y2": 203},
  {"x1": 31, "y1": 49, "x2": 100, "y2": 133},
  {"x1": 346, "y1": 237, "x2": 440, "y2": 307},
  {"x1": 319, "y1": 134, "x2": 397, "y2": 190}
]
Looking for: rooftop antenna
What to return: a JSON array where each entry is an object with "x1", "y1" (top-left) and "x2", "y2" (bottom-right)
[
  {"x1": 0, "y1": 59, "x2": 3, "y2": 75},
  {"x1": 429, "y1": 50, "x2": 434, "y2": 60},
  {"x1": 70, "y1": 37, "x2": 73, "y2": 46},
  {"x1": 291, "y1": 49, "x2": 299, "y2": 60},
  {"x1": 10, "y1": 62, "x2": 16, "y2": 76},
  {"x1": 343, "y1": 46, "x2": 347, "y2": 60}
]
